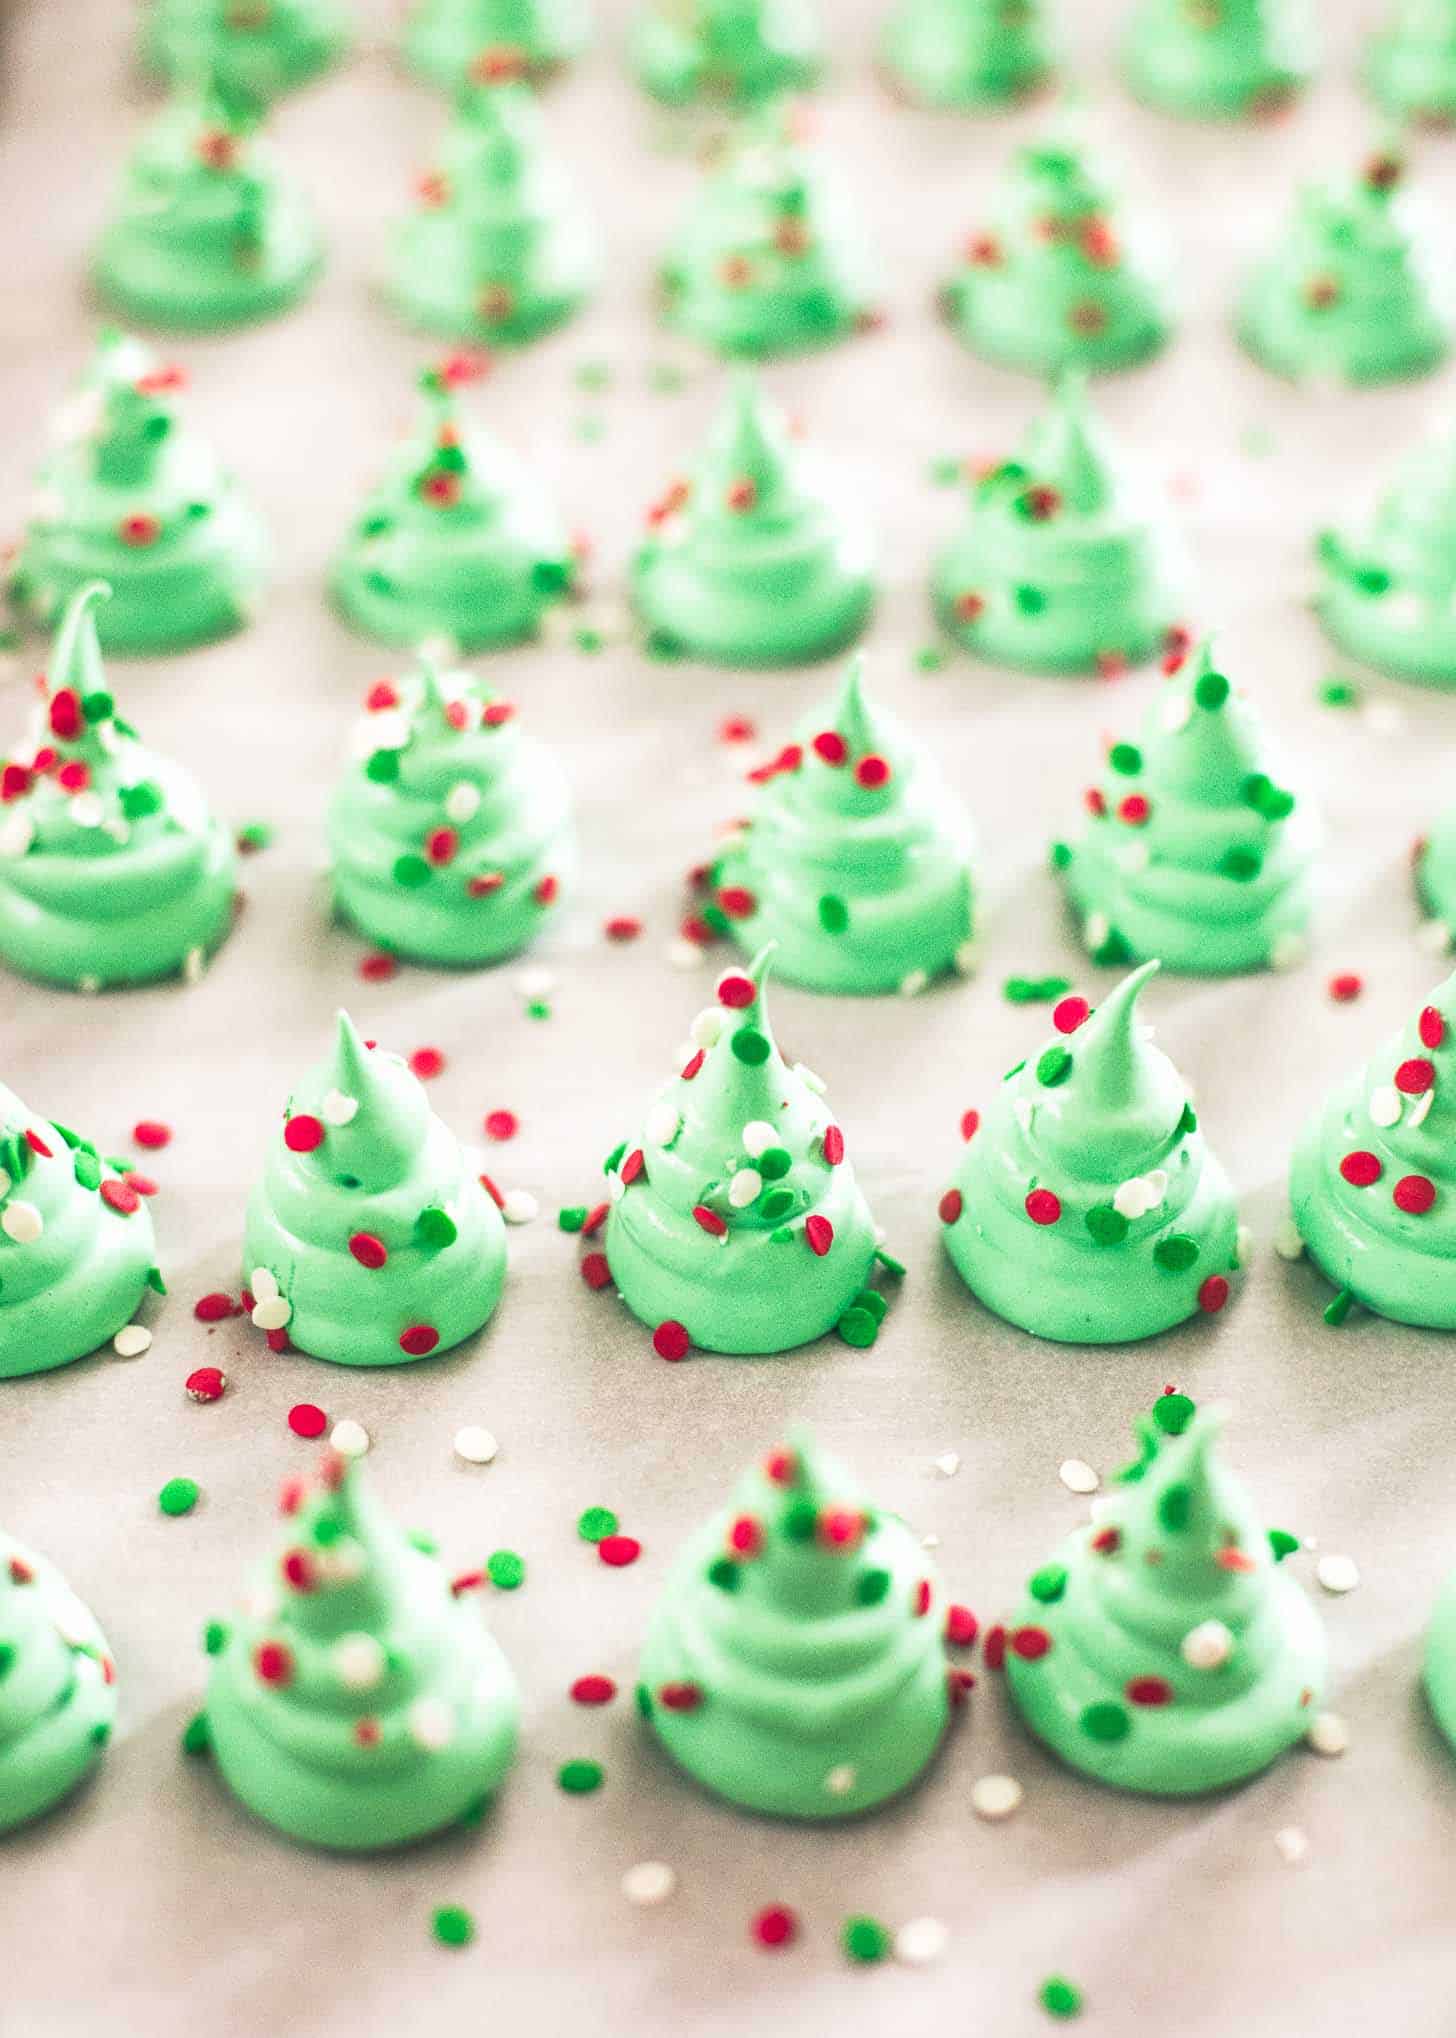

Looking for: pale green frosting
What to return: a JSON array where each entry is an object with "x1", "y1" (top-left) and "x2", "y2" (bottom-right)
[
  {"x1": 243, "y1": 1012, "x2": 507, "y2": 1366},
  {"x1": 1418, "y1": 803, "x2": 1456, "y2": 934},
  {"x1": 93, "y1": 81, "x2": 321, "y2": 333},
  {"x1": 1123, "y1": 0, "x2": 1317, "y2": 118},
  {"x1": 711, "y1": 656, "x2": 976, "y2": 994},
  {"x1": 332, "y1": 364, "x2": 573, "y2": 652},
  {"x1": 403, "y1": 0, "x2": 592, "y2": 93},
  {"x1": 633, "y1": 0, "x2": 824, "y2": 106},
  {"x1": 661, "y1": 102, "x2": 879, "y2": 360},
  {"x1": 933, "y1": 373, "x2": 1188, "y2": 675},
  {"x1": 639, "y1": 1432, "x2": 950, "y2": 1817},
  {"x1": 603, "y1": 945, "x2": 879, "y2": 1353},
  {"x1": 942, "y1": 961, "x2": 1240, "y2": 1343},
  {"x1": 881, "y1": 0, "x2": 1057, "y2": 107},
  {"x1": 0, "y1": 585, "x2": 237, "y2": 992},
  {"x1": 11, "y1": 331, "x2": 268, "y2": 655},
  {"x1": 1237, "y1": 154, "x2": 1452, "y2": 385},
  {"x1": 1006, "y1": 1402, "x2": 1327, "y2": 1796},
  {"x1": 1424, "y1": 1560, "x2": 1456, "y2": 1754},
  {"x1": 205, "y1": 1454, "x2": 519, "y2": 1851},
  {"x1": 1055, "y1": 639, "x2": 1318, "y2": 975},
  {"x1": 632, "y1": 370, "x2": 875, "y2": 665},
  {"x1": 1368, "y1": 3, "x2": 1456, "y2": 123},
  {"x1": 327, "y1": 652, "x2": 573, "y2": 968},
  {"x1": 0, "y1": 1535, "x2": 117, "y2": 1834},
  {"x1": 1290, "y1": 968, "x2": 1456, "y2": 1327},
  {"x1": 1316, "y1": 417, "x2": 1456, "y2": 688},
  {"x1": 390, "y1": 80, "x2": 595, "y2": 347},
  {"x1": 140, "y1": 0, "x2": 350, "y2": 101},
  {"x1": 0, "y1": 1078, "x2": 159, "y2": 1382},
  {"x1": 942, "y1": 138, "x2": 1173, "y2": 378}
]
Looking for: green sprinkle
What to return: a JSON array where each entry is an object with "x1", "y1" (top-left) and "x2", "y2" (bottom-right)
[
  {"x1": 1176, "y1": 1102, "x2": 1198, "y2": 1136},
  {"x1": 1157, "y1": 1482, "x2": 1193, "y2": 1532},
  {"x1": 415, "y1": 1206, "x2": 459, "y2": 1250},
  {"x1": 1319, "y1": 676, "x2": 1361, "y2": 708},
  {"x1": 1219, "y1": 845, "x2": 1264, "y2": 883},
  {"x1": 646, "y1": 629, "x2": 687, "y2": 660},
  {"x1": 458, "y1": 1792, "x2": 490, "y2": 1829},
  {"x1": 842, "y1": 1917, "x2": 891, "y2": 1964},
  {"x1": 1108, "y1": 741, "x2": 1142, "y2": 775},
  {"x1": 574, "y1": 626, "x2": 605, "y2": 653},
  {"x1": 707, "y1": 1556, "x2": 741, "y2": 1590},
  {"x1": 159, "y1": 1477, "x2": 199, "y2": 1518},
  {"x1": 852, "y1": 1288, "x2": 888, "y2": 1323},
  {"x1": 181, "y1": 1712, "x2": 211, "y2": 1757},
  {"x1": 759, "y1": 1187, "x2": 796, "y2": 1220},
  {"x1": 732, "y1": 1026, "x2": 770, "y2": 1066},
  {"x1": 73, "y1": 1149, "x2": 101, "y2": 1191},
  {"x1": 782, "y1": 1498, "x2": 819, "y2": 1543},
  {"x1": 576, "y1": 1506, "x2": 618, "y2": 1543},
  {"x1": 758, "y1": 1146, "x2": 792, "y2": 1180},
  {"x1": 1153, "y1": 1391, "x2": 1196, "y2": 1434},
  {"x1": 408, "y1": 1529, "x2": 439, "y2": 1555},
  {"x1": 635, "y1": 1682, "x2": 653, "y2": 1719},
  {"x1": 0, "y1": 1643, "x2": 15, "y2": 1679},
  {"x1": 532, "y1": 557, "x2": 572, "y2": 596},
  {"x1": 557, "y1": 1758, "x2": 604, "y2": 1795},
  {"x1": 1013, "y1": 582, "x2": 1048, "y2": 615},
  {"x1": 1040, "y1": 1975, "x2": 1084, "y2": 2019},
  {"x1": 1004, "y1": 974, "x2": 1072, "y2": 1004},
  {"x1": 486, "y1": 1549, "x2": 525, "y2": 1591},
  {"x1": 1085, "y1": 1204, "x2": 1129, "y2": 1247},
  {"x1": 818, "y1": 894, "x2": 849, "y2": 934},
  {"x1": 604, "y1": 1141, "x2": 626, "y2": 1175},
  {"x1": 837, "y1": 1306, "x2": 878, "y2": 1347},
  {"x1": 1324, "y1": 1287, "x2": 1355, "y2": 1327},
  {"x1": 1269, "y1": 1528, "x2": 1300, "y2": 1562},
  {"x1": 915, "y1": 644, "x2": 947, "y2": 673},
  {"x1": 393, "y1": 852, "x2": 431, "y2": 889},
  {"x1": 1195, "y1": 669, "x2": 1230, "y2": 710},
  {"x1": 119, "y1": 780, "x2": 163, "y2": 820},
  {"x1": 526, "y1": 999, "x2": 552, "y2": 1020},
  {"x1": 1049, "y1": 840, "x2": 1072, "y2": 871},
  {"x1": 202, "y1": 1620, "x2": 229, "y2": 1655},
  {"x1": 432, "y1": 1906, "x2": 475, "y2": 1948},
  {"x1": 82, "y1": 690, "x2": 114, "y2": 725},
  {"x1": 855, "y1": 1567, "x2": 891, "y2": 1605},
  {"x1": 1353, "y1": 563, "x2": 1391, "y2": 596},
  {"x1": 236, "y1": 821, "x2": 273, "y2": 852},
  {"x1": 1036, "y1": 1046, "x2": 1073, "y2": 1088},
  {"x1": 1080, "y1": 1701, "x2": 1130, "y2": 1743},
  {"x1": 1029, "y1": 1563, "x2": 1068, "y2": 1603},
  {"x1": 366, "y1": 749, "x2": 400, "y2": 784},
  {"x1": 873, "y1": 1245, "x2": 907, "y2": 1278},
  {"x1": 1153, "y1": 1234, "x2": 1199, "y2": 1273},
  {"x1": 558, "y1": 1205, "x2": 587, "y2": 1232}
]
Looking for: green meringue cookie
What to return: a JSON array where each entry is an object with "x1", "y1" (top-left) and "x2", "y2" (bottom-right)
[
  {"x1": 602, "y1": 944, "x2": 880, "y2": 1354},
  {"x1": 0, "y1": 1081, "x2": 159, "y2": 1382},
  {"x1": 1005, "y1": 1398, "x2": 1327, "y2": 1795},
  {"x1": 639, "y1": 1431, "x2": 951, "y2": 1818},
  {"x1": 709, "y1": 656, "x2": 976, "y2": 994},
  {"x1": 881, "y1": 0, "x2": 1057, "y2": 107},
  {"x1": 0, "y1": 584, "x2": 237, "y2": 992},
  {"x1": 1290, "y1": 969, "x2": 1456, "y2": 1328},
  {"x1": 94, "y1": 77, "x2": 320, "y2": 333},
  {"x1": 402, "y1": 0, "x2": 591, "y2": 93},
  {"x1": 661, "y1": 100, "x2": 880, "y2": 360},
  {"x1": 0, "y1": 1533, "x2": 117, "y2": 1833},
  {"x1": 1123, "y1": 0, "x2": 1317, "y2": 119},
  {"x1": 1237, "y1": 148, "x2": 1452, "y2": 386},
  {"x1": 333, "y1": 361, "x2": 573, "y2": 653},
  {"x1": 140, "y1": 0, "x2": 350, "y2": 102},
  {"x1": 1054, "y1": 639, "x2": 1318, "y2": 975},
  {"x1": 10, "y1": 332, "x2": 268, "y2": 655},
  {"x1": 328, "y1": 651, "x2": 573, "y2": 967},
  {"x1": 1367, "y1": 2, "x2": 1456, "y2": 124},
  {"x1": 941, "y1": 961, "x2": 1240, "y2": 1343},
  {"x1": 941, "y1": 136, "x2": 1172, "y2": 377},
  {"x1": 933, "y1": 372, "x2": 1188, "y2": 674},
  {"x1": 243, "y1": 1011, "x2": 507, "y2": 1366},
  {"x1": 632, "y1": 370, "x2": 874, "y2": 665},
  {"x1": 633, "y1": 0, "x2": 823, "y2": 106},
  {"x1": 1315, "y1": 415, "x2": 1456, "y2": 688},
  {"x1": 390, "y1": 79, "x2": 595, "y2": 347},
  {"x1": 204, "y1": 1452, "x2": 519, "y2": 1851}
]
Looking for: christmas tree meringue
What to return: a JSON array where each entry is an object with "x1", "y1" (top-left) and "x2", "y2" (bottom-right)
[
  {"x1": 0, "y1": 1076, "x2": 161, "y2": 1382},
  {"x1": 402, "y1": 0, "x2": 592, "y2": 94},
  {"x1": 1237, "y1": 147, "x2": 1451, "y2": 386},
  {"x1": 632, "y1": 369, "x2": 874, "y2": 665},
  {"x1": 1315, "y1": 409, "x2": 1456, "y2": 687},
  {"x1": 632, "y1": 0, "x2": 823, "y2": 106},
  {"x1": 933, "y1": 372, "x2": 1188, "y2": 675},
  {"x1": 940, "y1": 961, "x2": 1240, "y2": 1343},
  {"x1": 941, "y1": 135, "x2": 1172, "y2": 378},
  {"x1": 0, "y1": 583, "x2": 237, "y2": 993},
  {"x1": 881, "y1": 0, "x2": 1057, "y2": 108},
  {"x1": 327, "y1": 651, "x2": 572, "y2": 968},
  {"x1": 139, "y1": 0, "x2": 350, "y2": 102},
  {"x1": 9, "y1": 331, "x2": 267, "y2": 655},
  {"x1": 93, "y1": 76, "x2": 320, "y2": 332},
  {"x1": 1367, "y1": 2, "x2": 1456, "y2": 124},
  {"x1": 243, "y1": 1011, "x2": 507, "y2": 1366},
  {"x1": 1290, "y1": 970, "x2": 1456, "y2": 1328},
  {"x1": 601, "y1": 945, "x2": 881, "y2": 1355},
  {"x1": 0, "y1": 1532, "x2": 118, "y2": 1834},
  {"x1": 1122, "y1": 0, "x2": 1317, "y2": 119},
  {"x1": 202, "y1": 1451, "x2": 519, "y2": 1850},
  {"x1": 390, "y1": 78, "x2": 595, "y2": 347},
  {"x1": 1053, "y1": 639, "x2": 1317, "y2": 974},
  {"x1": 707, "y1": 656, "x2": 976, "y2": 994},
  {"x1": 1005, "y1": 1395, "x2": 1327, "y2": 1795},
  {"x1": 331, "y1": 357, "x2": 574, "y2": 653},
  {"x1": 661, "y1": 101, "x2": 879, "y2": 359},
  {"x1": 638, "y1": 1431, "x2": 953, "y2": 1818}
]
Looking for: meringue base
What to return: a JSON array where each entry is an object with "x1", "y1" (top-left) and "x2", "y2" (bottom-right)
[
  {"x1": 717, "y1": 879, "x2": 973, "y2": 996},
  {"x1": 331, "y1": 552, "x2": 563, "y2": 653},
  {"x1": 944, "y1": 277, "x2": 1169, "y2": 379},
  {"x1": 93, "y1": 228, "x2": 322, "y2": 333},
  {"x1": 633, "y1": 553, "x2": 874, "y2": 667},
  {"x1": 1061, "y1": 846, "x2": 1314, "y2": 976},
  {"x1": 1290, "y1": 1126, "x2": 1456, "y2": 1328},
  {"x1": 0, "y1": 1545, "x2": 117, "y2": 1833},
  {"x1": 329, "y1": 843, "x2": 574, "y2": 970},
  {"x1": 1316, "y1": 581, "x2": 1456, "y2": 690},
  {"x1": 0, "y1": 832, "x2": 237, "y2": 992},
  {"x1": 0, "y1": 1208, "x2": 157, "y2": 1381},
  {"x1": 932, "y1": 549, "x2": 1182, "y2": 676},
  {"x1": 13, "y1": 505, "x2": 268, "y2": 655}
]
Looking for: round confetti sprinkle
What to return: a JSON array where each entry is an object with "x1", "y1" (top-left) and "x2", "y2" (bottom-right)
[
  {"x1": 1316, "y1": 1552, "x2": 1360, "y2": 1594},
  {"x1": 409, "y1": 1047, "x2": 446, "y2": 1080},
  {"x1": 432, "y1": 1907, "x2": 474, "y2": 1949},
  {"x1": 1058, "y1": 1459, "x2": 1099, "y2": 1495},
  {"x1": 1328, "y1": 973, "x2": 1363, "y2": 1003},
  {"x1": 577, "y1": 1506, "x2": 618, "y2": 1542},
  {"x1": 581, "y1": 1252, "x2": 613, "y2": 1290},
  {"x1": 487, "y1": 1549, "x2": 525, "y2": 1591},
  {"x1": 186, "y1": 1366, "x2": 226, "y2": 1403},
  {"x1": 1040, "y1": 1976, "x2": 1084, "y2": 2020},
  {"x1": 330, "y1": 1419, "x2": 370, "y2": 1458},
  {"x1": 653, "y1": 1319, "x2": 691, "y2": 1361},
  {"x1": 842, "y1": 1916, "x2": 891, "y2": 1964},
  {"x1": 400, "y1": 1324, "x2": 441, "y2": 1356},
  {"x1": 484, "y1": 1109, "x2": 518, "y2": 1140},
  {"x1": 895, "y1": 1917, "x2": 949, "y2": 1966},
  {"x1": 283, "y1": 1114, "x2": 324, "y2": 1154},
  {"x1": 159, "y1": 1477, "x2": 199, "y2": 1517},
  {"x1": 288, "y1": 1403, "x2": 328, "y2": 1440},
  {"x1": 938, "y1": 1188, "x2": 964, "y2": 1224},
  {"x1": 571, "y1": 1673, "x2": 617, "y2": 1706},
  {"x1": 1197, "y1": 1274, "x2": 1231, "y2": 1312},
  {"x1": 112, "y1": 1324, "x2": 152, "y2": 1358},
  {"x1": 622, "y1": 1861, "x2": 676, "y2": 1906},
  {"x1": 1026, "y1": 1188, "x2": 1062, "y2": 1226},
  {"x1": 557, "y1": 1758, "x2": 604, "y2": 1795},
  {"x1": 133, "y1": 1120, "x2": 171, "y2": 1149},
  {"x1": 752, "y1": 1905, "x2": 798, "y2": 1949},
  {"x1": 193, "y1": 1292, "x2": 238, "y2": 1323},
  {"x1": 972, "y1": 1774, "x2": 1023, "y2": 1821},
  {"x1": 1307, "y1": 1711, "x2": 1349, "y2": 1757},
  {"x1": 598, "y1": 1534, "x2": 642, "y2": 1568},
  {"x1": 454, "y1": 1426, "x2": 499, "y2": 1465},
  {"x1": 1394, "y1": 1174, "x2": 1436, "y2": 1214}
]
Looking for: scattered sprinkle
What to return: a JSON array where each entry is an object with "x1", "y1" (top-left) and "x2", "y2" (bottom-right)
[
  {"x1": 1316, "y1": 1552, "x2": 1360, "y2": 1595},
  {"x1": 288, "y1": 1403, "x2": 328, "y2": 1440},
  {"x1": 409, "y1": 1047, "x2": 446, "y2": 1080},
  {"x1": 842, "y1": 1916, "x2": 891, "y2": 1965},
  {"x1": 330, "y1": 1419, "x2": 370, "y2": 1458},
  {"x1": 1059, "y1": 1458, "x2": 1099, "y2": 1496},
  {"x1": 185, "y1": 1366, "x2": 226, "y2": 1402},
  {"x1": 752, "y1": 1905, "x2": 798, "y2": 1949},
  {"x1": 112, "y1": 1323, "x2": 152, "y2": 1358},
  {"x1": 623, "y1": 1861, "x2": 676, "y2": 1906},
  {"x1": 432, "y1": 1906, "x2": 474, "y2": 1949},
  {"x1": 934, "y1": 1451, "x2": 960, "y2": 1478},
  {"x1": 484, "y1": 1109, "x2": 518, "y2": 1141},
  {"x1": 972, "y1": 1773, "x2": 1024, "y2": 1821},
  {"x1": 1328, "y1": 972, "x2": 1363, "y2": 1003},
  {"x1": 598, "y1": 1534, "x2": 642, "y2": 1568},
  {"x1": 454, "y1": 1426, "x2": 499, "y2": 1465},
  {"x1": 577, "y1": 1505, "x2": 618, "y2": 1542},
  {"x1": 486, "y1": 1549, "x2": 525, "y2": 1591},
  {"x1": 132, "y1": 1120, "x2": 171, "y2": 1149},
  {"x1": 158, "y1": 1477, "x2": 199, "y2": 1517},
  {"x1": 1274, "y1": 1826, "x2": 1310, "y2": 1865},
  {"x1": 1040, "y1": 1976, "x2": 1084, "y2": 2020},
  {"x1": 557, "y1": 1758, "x2": 604, "y2": 1794},
  {"x1": 1307, "y1": 1711, "x2": 1349, "y2": 1757},
  {"x1": 895, "y1": 1917, "x2": 949, "y2": 1966},
  {"x1": 570, "y1": 1673, "x2": 616, "y2": 1705}
]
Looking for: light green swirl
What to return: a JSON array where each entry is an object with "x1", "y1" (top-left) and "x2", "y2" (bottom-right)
[
  {"x1": 880, "y1": 0, "x2": 1057, "y2": 107},
  {"x1": 0, "y1": 1535, "x2": 117, "y2": 1834},
  {"x1": 1122, "y1": 0, "x2": 1317, "y2": 118},
  {"x1": 1316, "y1": 418, "x2": 1456, "y2": 687},
  {"x1": 632, "y1": 0, "x2": 823, "y2": 106}
]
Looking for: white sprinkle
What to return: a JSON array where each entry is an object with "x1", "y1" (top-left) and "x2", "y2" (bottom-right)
[
  {"x1": 250, "y1": 1266, "x2": 280, "y2": 1301},
  {"x1": 243, "y1": 1584, "x2": 280, "y2": 1623},
  {"x1": 1270, "y1": 930, "x2": 1307, "y2": 971},
  {"x1": 1083, "y1": 911, "x2": 1111, "y2": 952},
  {"x1": 77, "y1": 975, "x2": 101, "y2": 995},
  {"x1": 69, "y1": 792, "x2": 104, "y2": 829},
  {"x1": 1181, "y1": 1618, "x2": 1234, "y2": 1670},
  {"x1": 409, "y1": 1697, "x2": 454, "y2": 1750},
  {"x1": 729, "y1": 1168, "x2": 762, "y2": 1208},
  {"x1": 333, "y1": 1632, "x2": 386, "y2": 1690},
  {"x1": 367, "y1": 708, "x2": 410, "y2": 752},
  {"x1": 921, "y1": 1531, "x2": 941, "y2": 1549},
  {"x1": 112, "y1": 1324, "x2": 152, "y2": 1358},
  {"x1": 742, "y1": 1120, "x2": 776, "y2": 1156},
  {"x1": 645, "y1": 1102, "x2": 681, "y2": 1147},
  {"x1": 517, "y1": 965, "x2": 556, "y2": 1001},
  {"x1": 1316, "y1": 1552, "x2": 1359, "y2": 1595},
  {"x1": 1059, "y1": 1458, "x2": 1099, "y2": 1495},
  {"x1": 1409, "y1": 1089, "x2": 1435, "y2": 1130},
  {"x1": 934, "y1": 1451, "x2": 961, "y2": 1478},
  {"x1": 1368, "y1": 1085, "x2": 1403, "y2": 1128},
  {"x1": 608, "y1": 1171, "x2": 626, "y2": 1203},
  {"x1": 622, "y1": 1860, "x2": 676, "y2": 1907},
  {"x1": 1274, "y1": 1220, "x2": 1306, "y2": 1261},
  {"x1": 102, "y1": 818, "x2": 131, "y2": 846},
  {"x1": 330, "y1": 1419, "x2": 370, "y2": 1458},
  {"x1": 895, "y1": 1917, "x2": 949, "y2": 1966},
  {"x1": 454, "y1": 1425, "x2": 499, "y2": 1465},
  {"x1": 0, "y1": 812, "x2": 34, "y2": 858},
  {"x1": 1, "y1": 1201, "x2": 43, "y2": 1244},
  {"x1": 251, "y1": 1296, "x2": 292, "y2": 1332},
  {"x1": 667, "y1": 938, "x2": 705, "y2": 970},
  {"x1": 1306, "y1": 1711, "x2": 1349, "y2": 1757},
  {"x1": 183, "y1": 946, "x2": 206, "y2": 985},
  {"x1": 501, "y1": 1188, "x2": 538, "y2": 1225},
  {"x1": 1235, "y1": 1222, "x2": 1253, "y2": 1269},
  {"x1": 971, "y1": 1773, "x2": 1024, "y2": 1821},
  {"x1": 899, "y1": 968, "x2": 930, "y2": 998},
  {"x1": 953, "y1": 940, "x2": 979, "y2": 978},
  {"x1": 691, "y1": 1008, "x2": 725, "y2": 1049},
  {"x1": 321, "y1": 1088, "x2": 359, "y2": 1127},
  {"x1": 1274, "y1": 1825, "x2": 1309, "y2": 1865},
  {"x1": 1113, "y1": 1175, "x2": 1157, "y2": 1220},
  {"x1": 445, "y1": 781, "x2": 482, "y2": 824},
  {"x1": 1416, "y1": 918, "x2": 1453, "y2": 955},
  {"x1": 824, "y1": 1763, "x2": 857, "y2": 1796}
]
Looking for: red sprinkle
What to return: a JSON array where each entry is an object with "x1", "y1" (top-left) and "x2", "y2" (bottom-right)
[
  {"x1": 534, "y1": 874, "x2": 559, "y2": 907},
  {"x1": 620, "y1": 1148, "x2": 645, "y2": 1186},
  {"x1": 479, "y1": 1172, "x2": 505, "y2": 1210},
  {"x1": 752, "y1": 1906, "x2": 798, "y2": 1950},
  {"x1": 123, "y1": 1172, "x2": 159, "y2": 1197},
  {"x1": 484, "y1": 1109, "x2": 519, "y2": 1141},
  {"x1": 1328, "y1": 973, "x2": 1363, "y2": 1004},
  {"x1": 1420, "y1": 1006, "x2": 1446, "y2": 1051},
  {"x1": 193, "y1": 1292, "x2": 238, "y2": 1323},
  {"x1": 1053, "y1": 996, "x2": 1090, "y2": 1034},
  {"x1": 48, "y1": 688, "x2": 82, "y2": 739},
  {"x1": 598, "y1": 1534, "x2": 642, "y2": 1567},
  {"x1": 718, "y1": 714, "x2": 757, "y2": 744},
  {"x1": 960, "y1": 1109, "x2": 981, "y2": 1141},
  {"x1": 692, "y1": 1204, "x2": 728, "y2": 1237},
  {"x1": 571, "y1": 1673, "x2": 617, "y2": 1706},
  {"x1": 24, "y1": 1129, "x2": 52, "y2": 1158},
  {"x1": 409, "y1": 1048, "x2": 445, "y2": 1080},
  {"x1": 288, "y1": 1404, "x2": 327, "y2": 1439},
  {"x1": 680, "y1": 1049, "x2": 705, "y2": 1081},
  {"x1": 1118, "y1": 793, "x2": 1151, "y2": 826},
  {"x1": 1394, "y1": 1174, "x2": 1437, "y2": 1215},
  {"x1": 804, "y1": 1215, "x2": 833, "y2": 1256},
  {"x1": 349, "y1": 1232, "x2": 389, "y2": 1269},
  {"x1": 581, "y1": 1203, "x2": 609, "y2": 1237},
  {"x1": 266, "y1": 1328, "x2": 289, "y2": 1354},
  {"x1": 133, "y1": 1120, "x2": 172, "y2": 1150},
  {"x1": 604, "y1": 916, "x2": 642, "y2": 941},
  {"x1": 1127, "y1": 1675, "x2": 1174, "y2": 1707},
  {"x1": 729, "y1": 1515, "x2": 763, "y2": 1556},
  {"x1": 717, "y1": 971, "x2": 756, "y2": 1009},
  {"x1": 912, "y1": 1578, "x2": 933, "y2": 1617},
  {"x1": 283, "y1": 1114, "x2": 324, "y2": 1154},
  {"x1": 1025, "y1": 1188, "x2": 1061, "y2": 1226},
  {"x1": 399, "y1": 1324, "x2": 440, "y2": 1356},
  {"x1": 580, "y1": 1251, "x2": 613, "y2": 1291},
  {"x1": 717, "y1": 885, "x2": 757, "y2": 919},
  {"x1": 938, "y1": 1187, "x2": 964, "y2": 1225},
  {"x1": 358, "y1": 952, "x2": 397, "y2": 982},
  {"x1": 100, "y1": 1178, "x2": 140, "y2": 1215},
  {"x1": 945, "y1": 1603, "x2": 979, "y2": 1647},
  {"x1": 1395, "y1": 1057, "x2": 1435, "y2": 1096},
  {"x1": 185, "y1": 1366, "x2": 226, "y2": 1402},
  {"x1": 855, "y1": 754, "x2": 891, "y2": 789},
  {"x1": 1198, "y1": 1274, "x2": 1231, "y2": 1313},
  {"x1": 658, "y1": 1681, "x2": 703, "y2": 1712},
  {"x1": 821, "y1": 1125, "x2": 844, "y2": 1166},
  {"x1": 426, "y1": 827, "x2": 458, "y2": 867},
  {"x1": 653, "y1": 1319, "x2": 690, "y2": 1361},
  {"x1": 982, "y1": 1625, "x2": 1007, "y2": 1671},
  {"x1": 811, "y1": 730, "x2": 848, "y2": 766},
  {"x1": 1339, "y1": 1151, "x2": 1382, "y2": 1187},
  {"x1": 1010, "y1": 1625, "x2": 1052, "y2": 1661},
  {"x1": 253, "y1": 1641, "x2": 293, "y2": 1687}
]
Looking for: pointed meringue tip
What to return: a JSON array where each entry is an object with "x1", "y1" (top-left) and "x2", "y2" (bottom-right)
[
  {"x1": 51, "y1": 580, "x2": 112, "y2": 694},
  {"x1": 332, "y1": 1008, "x2": 371, "y2": 1082},
  {"x1": 746, "y1": 940, "x2": 777, "y2": 989},
  {"x1": 835, "y1": 651, "x2": 870, "y2": 729}
]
